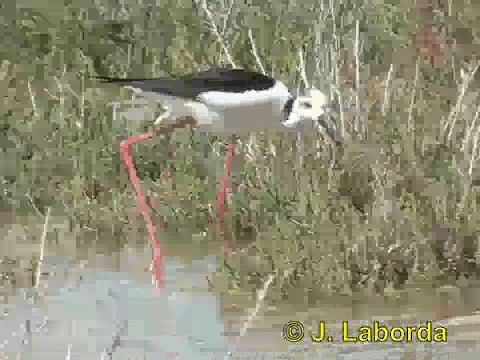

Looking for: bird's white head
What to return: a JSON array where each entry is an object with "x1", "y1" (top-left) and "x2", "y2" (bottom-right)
[{"x1": 282, "y1": 88, "x2": 328, "y2": 128}]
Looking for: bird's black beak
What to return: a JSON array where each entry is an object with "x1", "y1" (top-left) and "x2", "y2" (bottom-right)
[{"x1": 316, "y1": 107, "x2": 343, "y2": 146}]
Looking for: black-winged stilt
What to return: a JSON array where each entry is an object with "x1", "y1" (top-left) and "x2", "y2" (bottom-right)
[{"x1": 95, "y1": 67, "x2": 341, "y2": 287}]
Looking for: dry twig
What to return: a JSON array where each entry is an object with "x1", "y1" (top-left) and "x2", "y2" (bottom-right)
[{"x1": 35, "y1": 207, "x2": 51, "y2": 289}]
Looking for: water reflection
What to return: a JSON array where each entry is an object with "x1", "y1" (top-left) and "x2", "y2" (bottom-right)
[
  {"x1": 1, "y1": 254, "x2": 228, "y2": 359},
  {"x1": 1, "y1": 235, "x2": 480, "y2": 359}
]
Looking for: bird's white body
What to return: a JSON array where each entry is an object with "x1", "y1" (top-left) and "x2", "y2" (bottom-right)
[
  {"x1": 132, "y1": 80, "x2": 295, "y2": 134},
  {"x1": 98, "y1": 68, "x2": 338, "y2": 141}
]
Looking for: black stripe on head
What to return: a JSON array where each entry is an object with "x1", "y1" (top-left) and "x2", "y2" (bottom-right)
[{"x1": 282, "y1": 97, "x2": 295, "y2": 118}]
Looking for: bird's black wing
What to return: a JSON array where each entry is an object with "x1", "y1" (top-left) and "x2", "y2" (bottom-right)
[
  {"x1": 92, "y1": 68, "x2": 276, "y2": 99},
  {"x1": 181, "y1": 68, "x2": 275, "y2": 93}
]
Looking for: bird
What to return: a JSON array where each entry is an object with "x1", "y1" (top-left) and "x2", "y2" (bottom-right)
[{"x1": 94, "y1": 67, "x2": 342, "y2": 287}]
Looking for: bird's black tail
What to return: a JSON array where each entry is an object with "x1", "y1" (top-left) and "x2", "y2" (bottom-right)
[
  {"x1": 90, "y1": 75, "x2": 154, "y2": 84},
  {"x1": 90, "y1": 75, "x2": 183, "y2": 96}
]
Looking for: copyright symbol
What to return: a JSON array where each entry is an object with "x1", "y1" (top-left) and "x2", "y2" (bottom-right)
[{"x1": 283, "y1": 321, "x2": 304, "y2": 342}]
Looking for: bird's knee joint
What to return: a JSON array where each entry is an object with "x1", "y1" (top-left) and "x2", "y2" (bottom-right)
[{"x1": 119, "y1": 140, "x2": 132, "y2": 154}]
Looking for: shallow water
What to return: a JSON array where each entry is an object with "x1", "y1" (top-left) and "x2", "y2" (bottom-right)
[
  {"x1": 1, "y1": 208, "x2": 480, "y2": 360},
  {"x1": 1, "y1": 254, "x2": 228, "y2": 359},
  {"x1": 1, "y1": 250, "x2": 480, "y2": 360}
]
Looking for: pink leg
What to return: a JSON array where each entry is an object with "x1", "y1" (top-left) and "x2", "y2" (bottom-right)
[
  {"x1": 120, "y1": 118, "x2": 196, "y2": 288},
  {"x1": 216, "y1": 140, "x2": 236, "y2": 257},
  {"x1": 215, "y1": 140, "x2": 236, "y2": 354}
]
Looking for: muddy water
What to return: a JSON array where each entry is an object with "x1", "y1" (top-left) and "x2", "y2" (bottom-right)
[{"x1": 1, "y1": 211, "x2": 480, "y2": 359}]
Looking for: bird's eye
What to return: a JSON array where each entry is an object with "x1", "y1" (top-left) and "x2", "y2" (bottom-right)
[{"x1": 301, "y1": 102, "x2": 312, "y2": 109}]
